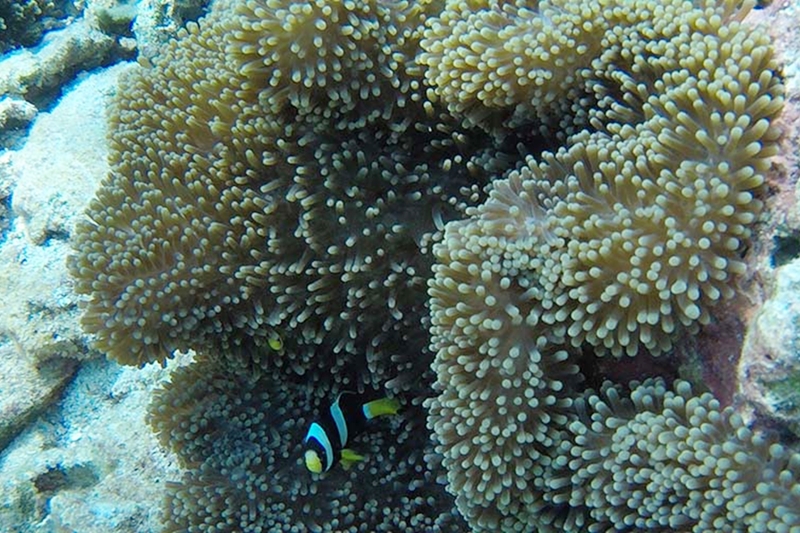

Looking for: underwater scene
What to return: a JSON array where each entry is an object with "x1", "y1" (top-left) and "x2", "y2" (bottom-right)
[{"x1": 1, "y1": 0, "x2": 800, "y2": 531}]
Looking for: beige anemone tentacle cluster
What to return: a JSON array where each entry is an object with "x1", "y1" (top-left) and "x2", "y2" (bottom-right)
[
  {"x1": 68, "y1": 0, "x2": 501, "y2": 393},
  {"x1": 425, "y1": 0, "x2": 790, "y2": 531}
]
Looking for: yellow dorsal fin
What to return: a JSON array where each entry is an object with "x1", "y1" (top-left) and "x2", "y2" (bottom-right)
[
  {"x1": 267, "y1": 333, "x2": 283, "y2": 351},
  {"x1": 340, "y1": 448, "x2": 366, "y2": 470},
  {"x1": 362, "y1": 397, "x2": 400, "y2": 419}
]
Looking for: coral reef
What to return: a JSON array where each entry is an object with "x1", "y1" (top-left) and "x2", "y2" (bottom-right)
[
  {"x1": 0, "y1": 0, "x2": 68, "y2": 54},
  {"x1": 68, "y1": 0, "x2": 510, "y2": 395},
  {"x1": 0, "y1": 97, "x2": 37, "y2": 149},
  {"x1": 149, "y1": 356, "x2": 466, "y2": 533},
  {"x1": 0, "y1": 20, "x2": 121, "y2": 109},
  {"x1": 64, "y1": 0, "x2": 800, "y2": 531},
  {"x1": 547, "y1": 379, "x2": 800, "y2": 531},
  {"x1": 0, "y1": 98, "x2": 36, "y2": 131},
  {"x1": 132, "y1": 0, "x2": 211, "y2": 60},
  {"x1": 230, "y1": 0, "x2": 428, "y2": 125},
  {"x1": 89, "y1": 1, "x2": 138, "y2": 37},
  {"x1": 425, "y1": 0, "x2": 794, "y2": 531},
  {"x1": 419, "y1": 0, "x2": 608, "y2": 135}
]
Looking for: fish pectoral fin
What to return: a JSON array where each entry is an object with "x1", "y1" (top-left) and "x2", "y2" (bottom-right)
[{"x1": 340, "y1": 448, "x2": 366, "y2": 470}]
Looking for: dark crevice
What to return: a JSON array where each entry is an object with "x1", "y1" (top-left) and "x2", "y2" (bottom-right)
[
  {"x1": 771, "y1": 233, "x2": 800, "y2": 267},
  {"x1": 41, "y1": 228, "x2": 71, "y2": 246},
  {"x1": 0, "y1": 192, "x2": 11, "y2": 245},
  {"x1": 33, "y1": 462, "x2": 100, "y2": 493}
]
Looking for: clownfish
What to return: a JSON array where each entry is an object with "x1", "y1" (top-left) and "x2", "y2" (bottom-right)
[{"x1": 303, "y1": 392, "x2": 400, "y2": 474}]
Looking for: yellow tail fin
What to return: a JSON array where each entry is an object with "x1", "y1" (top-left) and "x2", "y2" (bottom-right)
[{"x1": 362, "y1": 397, "x2": 400, "y2": 419}]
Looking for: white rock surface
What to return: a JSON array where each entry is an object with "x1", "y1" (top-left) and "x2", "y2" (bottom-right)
[
  {"x1": 0, "y1": 62, "x2": 130, "y2": 370},
  {"x1": 740, "y1": 257, "x2": 800, "y2": 435},
  {"x1": 0, "y1": 97, "x2": 37, "y2": 130},
  {"x1": 0, "y1": 62, "x2": 180, "y2": 532},
  {"x1": 0, "y1": 356, "x2": 187, "y2": 533},
  {"x1": 0, "y1": 19, "x2": 118, "y2": 105},
  {"x1": 9, "y1": 61, "x2": 131, "y2": 244}
]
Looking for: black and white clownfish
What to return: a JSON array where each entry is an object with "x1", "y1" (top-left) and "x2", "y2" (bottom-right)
[{"x1": 303, "y1": 392, "x2": 400, "y2": 474}]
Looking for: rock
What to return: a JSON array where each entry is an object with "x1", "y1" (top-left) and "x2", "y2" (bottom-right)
[
  {"x1": 0, "y1": 97, "x2": 38, "y2": 149},
  {"x1": 0, "y1": 152, "x2": 13, "y2": 236},
  {"x1": 132, "y1": 0, "x2": 209, "y2": 60},
  {"x1": 740, "y1": 257, "x2": 800, "y2": 436},
  {"x1": 88, "y1": 0, "x2": 139, "y2": 38},
  {"x1": 733, "y1": 0, "x2": 800, "y2": 438},
  {"x1": 0, "y1": 340, "x2": 78, "y2": 453},
  {"x1": 0, "y1": 19, "x2": 121, "y2": 108},
  {"x1": 0, "y1": 234, "x2": 87, "y2": 356},
  {"x1": 8, "y1": 61, "x2": 132, "y2": 244},
  {"x1": 0, "y1": 63, "x2": 132, "y2": 369},
  {"x1": 0, "y1": 356, "x2": 187, "y2": 533},
  {"x1": 753, "y1": 0, "x2": 800, "y2": 238},
  {"x1": 0, "y1": 97, "x2": 37, "y2": 130},
  {"x1": 0, "y1": 0, "x2": 78, "y2": 55},
  {"x1": 0, "y1": 57, "x2": 184, "y2": 532},
  {"x1": 0, "y1": 61, "x2": 124, "y2": 473}
]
